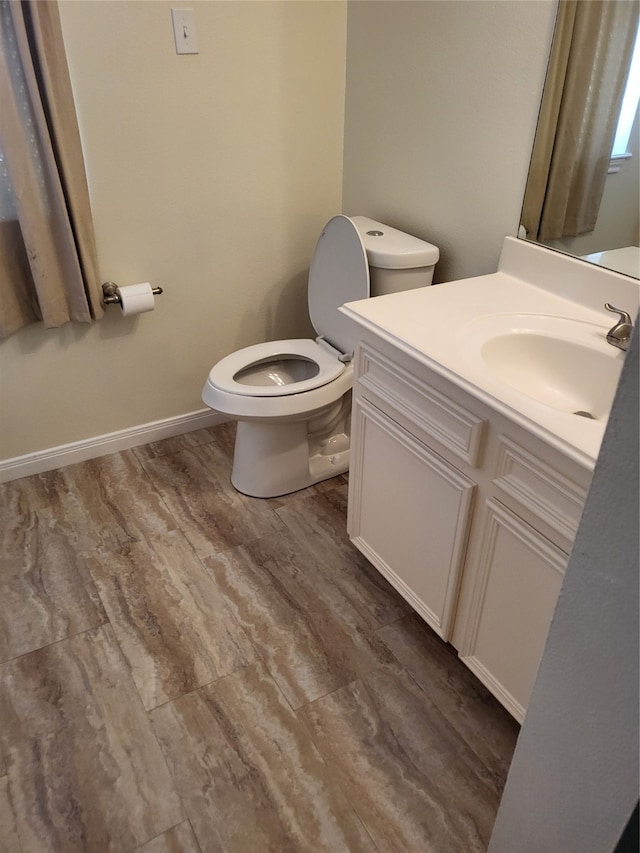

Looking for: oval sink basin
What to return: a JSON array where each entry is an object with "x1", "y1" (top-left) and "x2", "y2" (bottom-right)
[{"x1": 462, "y1": 314, "x2": 623, "y2": 420}]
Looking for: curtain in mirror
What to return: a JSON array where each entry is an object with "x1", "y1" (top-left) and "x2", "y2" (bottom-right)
[
  {"x1": 521, "y1": 0, "x2": 638, "y2": 242},
  {"x1": 0, "y1": 0, "x2": 103, "y2": 338}
]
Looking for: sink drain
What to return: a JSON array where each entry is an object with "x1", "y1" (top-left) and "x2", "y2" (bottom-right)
[{"x1": 574, "y1": 410, "x2": 595, "y2": 419}]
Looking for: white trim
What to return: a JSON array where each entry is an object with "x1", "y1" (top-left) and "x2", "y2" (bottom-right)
[
  {"x1": 608, "y1": 151, "x2": 632, "y2": 174},
  {"x1": 0, "y1": 409, "x2": 228, "y2": 483}
]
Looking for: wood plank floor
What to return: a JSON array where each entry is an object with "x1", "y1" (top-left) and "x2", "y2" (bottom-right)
[{"x1": 0, "y1": 423, "x2": 519, "y2": 852}]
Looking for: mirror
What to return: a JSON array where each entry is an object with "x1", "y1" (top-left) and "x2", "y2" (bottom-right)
[{"x1": 520, "y1": 0, "x2": 640, "y2": 279}]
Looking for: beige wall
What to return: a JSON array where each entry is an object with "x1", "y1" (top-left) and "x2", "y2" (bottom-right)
[
  {"x1": 342, "y1": 0, "x2": 557, "y2": 283},
  {"x1": 0, "y1": 0, "x2": 346, "y2": 459},
  {"x1": 1, "y1": 0, "x2": 561, "y2": 461}
]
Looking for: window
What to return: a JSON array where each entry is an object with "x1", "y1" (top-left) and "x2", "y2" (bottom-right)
[{"x1": 609, "y1": 17, "x2": 640, "y2": 171}]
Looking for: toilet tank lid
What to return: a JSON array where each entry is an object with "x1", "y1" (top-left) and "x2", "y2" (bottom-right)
[{"x1": 350, "y1": 215, "x2": 439, "y2": 269}]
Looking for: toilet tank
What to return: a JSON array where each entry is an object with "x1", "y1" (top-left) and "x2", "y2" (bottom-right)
[{"x1": 351, "y1": 216, "x2": 439, "y2": 297}]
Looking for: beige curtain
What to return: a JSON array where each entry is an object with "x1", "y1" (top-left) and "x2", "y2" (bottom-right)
[
  {"x1": 521, "y1": 0, "x2": 638, "y2": 242},
  {"x1": 0, "y1": 0, "x2": 103, "y2": 338}
]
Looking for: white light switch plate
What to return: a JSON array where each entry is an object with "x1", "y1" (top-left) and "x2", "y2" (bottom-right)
[{"x1": 171, "y1": 8, "x2": 198, "y2": 55}]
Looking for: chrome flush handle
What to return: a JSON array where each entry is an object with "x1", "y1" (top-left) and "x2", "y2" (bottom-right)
[{"x1": 604, "y1": 303, "x2": 633, "y2": 351}]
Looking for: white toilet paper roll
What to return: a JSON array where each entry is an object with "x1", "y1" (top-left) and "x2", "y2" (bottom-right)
[{"x1": 116, "y1": 282, "x2": 156, "y2": 316}]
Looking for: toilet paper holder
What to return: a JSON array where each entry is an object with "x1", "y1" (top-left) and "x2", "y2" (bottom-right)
[{"x1": 102, "y1": 281, "x2": 163, "y2": 305}]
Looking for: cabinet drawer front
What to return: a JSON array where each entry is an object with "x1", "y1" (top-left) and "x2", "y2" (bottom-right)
[
  {"x1": 493, "y1": 436, "x2": 589, "y2": 542},
  {"x1": 459, "y1": 499, "x2": 568, "y2": 722},
  {"x1": 348, "y1": 398, "x2": 476, "y2": 640},
  {"x1": 355, "y1": 344, "x2": 485, "y2": 466}
]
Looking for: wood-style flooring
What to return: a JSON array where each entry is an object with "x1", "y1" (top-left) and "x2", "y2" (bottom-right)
[{"x1": 0, "y1": 423, "x2": 519, "y2": 852}]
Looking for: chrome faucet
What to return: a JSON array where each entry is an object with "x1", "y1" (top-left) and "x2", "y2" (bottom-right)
[{"x1": 604, "y1": 303, "x2": 633, "y2": 351}]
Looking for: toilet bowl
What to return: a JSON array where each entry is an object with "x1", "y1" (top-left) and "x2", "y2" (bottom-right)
[{"x1": 202, "y1": 215, "x2": 439, "y2": 498}]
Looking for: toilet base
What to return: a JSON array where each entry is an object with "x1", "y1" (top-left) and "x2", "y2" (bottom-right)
[{"x1": 231, "y1": 417, "x2": 350, "y2": 498}]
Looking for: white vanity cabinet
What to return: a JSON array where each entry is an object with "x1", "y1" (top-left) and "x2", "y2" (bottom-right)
[
  {"x1": 347, "y1": 334, "x2": 591, "y2": 722},
  {"x1": 348, "y1": 341, "x2": 485, "y2": 641}
]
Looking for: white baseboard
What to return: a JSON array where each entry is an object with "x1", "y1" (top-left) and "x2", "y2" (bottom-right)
[{"x1": 0, "y1": 409, "x2": 228, "y2": 483}]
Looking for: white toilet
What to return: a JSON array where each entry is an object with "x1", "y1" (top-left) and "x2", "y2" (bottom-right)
[{"x1": 202, "y1": 215, "x2": 439, "y2": 497}]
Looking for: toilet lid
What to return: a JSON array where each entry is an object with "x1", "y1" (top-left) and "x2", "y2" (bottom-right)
[{"x1": 308, "y1": 215, "x2": 370, "y2": 356}]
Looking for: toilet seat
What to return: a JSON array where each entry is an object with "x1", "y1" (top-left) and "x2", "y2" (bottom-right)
[
  {"x1": 207, "y1": 216, "x2": 370, "y2": 401},
  {"x1": 207, "y1": 338, "x2": 346, "y2": 397},
  {"x1": 203, "y1": 360, "x2": 354, "y2": 421}
]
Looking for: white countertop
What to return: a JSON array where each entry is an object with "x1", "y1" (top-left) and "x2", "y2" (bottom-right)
[
  {"x1": 341, "y1": 238, "x2": 639, "y2": 470},
  {"x1": 581, "y1": 246, "x2": 640, "y2": 279}
]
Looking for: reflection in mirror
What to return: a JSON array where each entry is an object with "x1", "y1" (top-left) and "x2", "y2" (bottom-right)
[{"x1": 520, "y1": 0, "x2": 640, "y2": 278}]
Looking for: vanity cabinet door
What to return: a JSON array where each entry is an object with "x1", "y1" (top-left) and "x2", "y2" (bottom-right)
[
  {"x1": 458, "y1": 498, "x2": 568, "y2": 723},
  {"x1": 348, "y1": 396, "x2": 476, "y2": 641}
]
